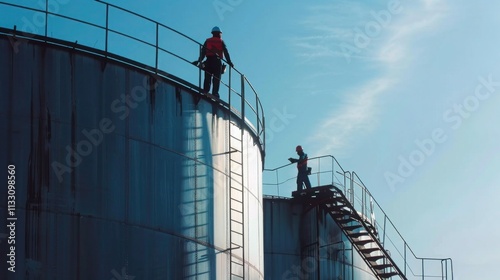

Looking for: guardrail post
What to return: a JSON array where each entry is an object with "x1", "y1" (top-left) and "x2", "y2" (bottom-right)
[
  {"x1": 317, "y1": 158, "x2": 321, "y2": 186},
  {"x1": 256, "y1": 92, "x2": 259, "y2": 134},
  {"x1": 362, "y1": 186, "x2": 366, "y2": 218},
  {"x1": 228, "y1": 67, "x2": 232, "y2": 106},
  {"x1": 403, "y1": 242, "x2": 407, "y2": 277},
  {"x1": 198, "y1": 45, "x2": 202, "y2": 90},
  {"x1": 382, "y1": 215, "x2": 387, "y2": 247},
  {"x1": 442, "y1": 259, "x2": 445, "y2": 280},
  {"x1": 241, "y1": 74, "x2": 245, "y2": 124},
  {"x1": 350, "y1": 175, "x2": 354, "y2": 205},
  {"x1": 276, "y1": 169, "x2": 280, "y2": 196},
  {"x1": 44, "y1": 0, "x2": 48, "y2": 38},
  {"x1": 331, "y1": 157, "x2": 334, "y2": 186},
  {"x1": 155, "y1": 23, "x2": 159, "y2": 74},
  {"x1": 105, "y1": 3, "x2": 109, "y2": 55},
  {"x1": 421, "y1": 257, "x2": 424, "y2": 280}
]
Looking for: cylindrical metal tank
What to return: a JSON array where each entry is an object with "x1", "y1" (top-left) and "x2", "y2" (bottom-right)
[
  {"x1": 263, "y1": 197, "x2": 377, "y2": 280},
  {"x1": 0, "y1": 33, "x2": 264, "y2": 279}
]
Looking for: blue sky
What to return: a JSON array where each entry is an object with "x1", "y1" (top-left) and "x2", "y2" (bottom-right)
[{"x1": 3, "y1": 0, "x2": 500, "y2": 278}]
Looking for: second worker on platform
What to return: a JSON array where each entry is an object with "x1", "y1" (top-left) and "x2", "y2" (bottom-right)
[{"x1": 289, "y1": 145, "x2": 312, "y2": 192}]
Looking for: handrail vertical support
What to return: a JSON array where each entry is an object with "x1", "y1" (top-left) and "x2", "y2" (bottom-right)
[
  {"x1": 382, "y1": 215, "x2": 387, "y2": 247},
  {"x1": 155, "y1": 23, "x2": 159, "y2": 74},
  {"x1": 331, "y1": 157, "x2": 334, "y2": 186},
  {"x1": 421, "y1": 258, "x2": 424, "y2": 280},
  {"x1": 403, "y1": 242, "x2": 407, "y2": 277},
  {"x1": 44, "y1": 0, "x2": 48, "y2": 39},
  {"x1": 241, "y1": 74, "x2": 245, "y2": 125},
  {"x1": 256, "y1": 92, "x2": 259, "y2": 136},
  {"x1": 276, "y1": 169, "x2": 279, "y2": 196},
  {"x1": 228, "y1": 67, "x2": 231, "y2": 106},
  {"x1": 441, "y1": 259, "x2": 445, "y2": 280},
  {"x1": 362, "y1": 184, "x2": 365, "y2": 218},
  {"x1": 198, "y1": 45, "x2": 202, "y2": 90},
  {"x1": 350, "y1": 175, "x2": 354, "y2": 205},
  {"x1": 105, "y1": 3, "x2": 109, "y2": 56},
  {"x1": 317, "y1": 158, "x2": 321, "y2": 186},
  {"x1": 343, "y1": 171, "x2": 348, "y2": 195}
]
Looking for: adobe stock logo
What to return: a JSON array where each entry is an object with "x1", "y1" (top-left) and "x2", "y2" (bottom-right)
[
  {"x1": 9, "y1": 0, "x2": 70, "y2": 53},
  {"x1": 213, "y1": 0, "x2": 243, "y2": 21},
  {"x1": 265, "y1": 106, "x2": 297, "y2": 144},
  {"x1": 385, "y1": 74, "x2": 500, "y2": 191},
  {"x1": 51, "y1": 76, "x2": 158, "y2": 182},
  {"x1": 110, "y1": 267, "x2": 135, "y2": 280},
  {"x1": 339, "y1": 0, "x2": 403, "y2": 63}
]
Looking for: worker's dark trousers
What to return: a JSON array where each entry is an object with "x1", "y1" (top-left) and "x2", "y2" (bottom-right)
[
  {"x1": 203, "y1": 56, "x2": 222, "y2": 96},
  {"x1": 297, "y1": 171, "x2": 312, "y2": 191}
]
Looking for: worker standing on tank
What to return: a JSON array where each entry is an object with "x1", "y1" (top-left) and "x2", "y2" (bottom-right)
[
  {"x1": 197, "y1": 26, "x2": 233, "y2": 98},
  {"x1": 289, "y1": 145, "x2": 312, "y2": 191}
]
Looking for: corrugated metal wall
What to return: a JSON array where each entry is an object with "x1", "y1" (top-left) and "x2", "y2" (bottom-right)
[
  {"x1": 263, "y1": 198, "x2": 378, "y2": 280},
  {"x1": 0, "y1": 35, "x2": 263, "y2": 279}
]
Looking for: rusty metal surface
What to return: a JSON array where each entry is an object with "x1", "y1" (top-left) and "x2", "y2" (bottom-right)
[
  {"x1": 263, "y1": 197, "x2": 378, "y2": 280},
  {"x1": 0, "y1": 35, "x2": 263, "y2": 279}
]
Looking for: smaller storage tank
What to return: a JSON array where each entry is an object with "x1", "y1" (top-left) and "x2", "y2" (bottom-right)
[{"x1": 263, "y1": 196, "x2": 378, "y2": 280}]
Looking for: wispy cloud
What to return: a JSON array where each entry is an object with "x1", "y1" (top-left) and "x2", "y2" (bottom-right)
[
  {"x1": 311, "y1": 77, "x2": 394, "y2": 155},
  {"x1": 377, "y1": 0, "x2": 448, "y2": 68},
  {"x1": 287, "y1": 2, "x2": 370, "y2": 63},
  {"x1": 299, "y1": 0, "x2": 448, "y2": 154}
]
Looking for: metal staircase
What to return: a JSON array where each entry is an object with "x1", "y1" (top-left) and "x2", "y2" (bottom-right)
[
  {"x1": 293, "y1": 185, "x2": 405, "y2": 280},
  {"x1": 267, "y1": 155, "x2": 453, "y2": 280},
  {"x1": 228, "y1": 117, "x2": 245, "y2": 279}
]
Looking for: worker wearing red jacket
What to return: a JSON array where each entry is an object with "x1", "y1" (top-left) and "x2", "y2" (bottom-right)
[
  {"x1": 197, "y1": 26, "x2": 233, "y2": 98},
  {"x1": 289, "y1": 145, "x2": 312, "y2": 191}
]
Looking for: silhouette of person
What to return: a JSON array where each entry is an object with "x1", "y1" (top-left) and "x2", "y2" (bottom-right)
[
  {"x1": 288, "y1": 145, "x2": 312, "y2": 191},
  {"x1": 197, "y1": 26, "x2": 233, "y2": 98}
]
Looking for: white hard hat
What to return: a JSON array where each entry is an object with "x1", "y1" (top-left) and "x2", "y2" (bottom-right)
[{"x1": 211, "y1": 26, "x2": 222, "y2": 33}]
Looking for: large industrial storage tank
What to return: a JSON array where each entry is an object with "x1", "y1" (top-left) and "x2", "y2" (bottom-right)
[{"x1": 0, "y1": 2, "x2": 265, "y2": 279}]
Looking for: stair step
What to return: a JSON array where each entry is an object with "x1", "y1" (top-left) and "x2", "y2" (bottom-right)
[
  {"x1": 335, "y1": 197, "x2": 348, "y2": 203},
  {"x1": 331, "y1": 210, "x2": 351, "y2": 216},
  {"x1": 328, "y1": 204, "x2": 348, "y2": 210},
  {"x1": 325, "y1": 201, "x2": 345, "y2": 206},
  {"x1": 343, "y1": 225, "x2": 362, "y2": 231},
  {"x1": 331, "y1": 214, "x2": 348, "y2": 220},
  {"x1": 330, "y1": 208, "x2": 351, "y2": 214},
  {"x1": 336, "y1": 217, "x2": 356, "y2": 224},
  {"x1": 366, "y1": 255, "x2": 385, "y2": 262},
  {"x1": 378, "y1": 271, "x2": 399, "y2": 278},
  {"x1": 347, "y1": 231, "x2": 369, "y2": 238},
  {"x1": 373, "y1": 263, "x2": 394, "y2": 270},
  {"x1": 353, "y1": 239, "x2": 374, "y2": 246},
  {"x1": 331, "y1": 200, "x2": 343, "y2": 205},
  {"x1": 360, "y1": 247, "x2": 380, "y2": 254},
  {"x1": 331, "y1": 214, "x2": 352, "y2": 220},
  {"x1": 325, "y1": 201, "x2": 343, "y2": 206}
]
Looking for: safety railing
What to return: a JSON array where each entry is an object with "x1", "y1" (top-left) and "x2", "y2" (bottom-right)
[
  {"x1": 263, "y1": 155, "x2": 454, "y2": 279},
  {"x1": 0, "y1": 0, "x2": 265, "y2": 156}
]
